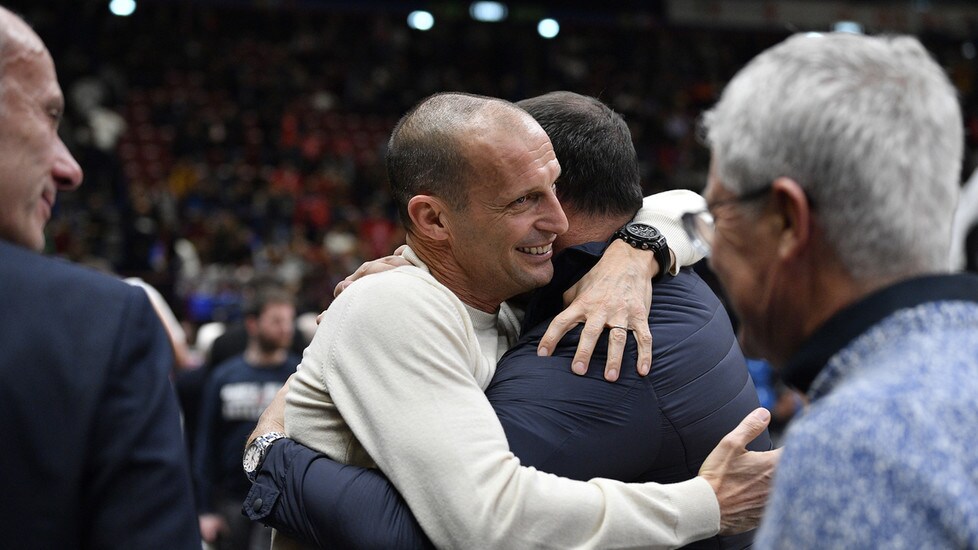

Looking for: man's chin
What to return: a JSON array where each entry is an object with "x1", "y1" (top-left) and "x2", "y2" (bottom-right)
[{"x1": 530, "y1": 264, "x2": 555, "y2": 289}]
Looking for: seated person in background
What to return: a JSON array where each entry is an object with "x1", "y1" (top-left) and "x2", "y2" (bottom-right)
[{"x1": 245, "y1": 92, "x2": 774, "y2": 549}]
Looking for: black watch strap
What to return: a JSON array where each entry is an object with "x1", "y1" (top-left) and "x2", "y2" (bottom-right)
[{"x1": 612, "y1": 222, "x2": 671, "y2": 283}]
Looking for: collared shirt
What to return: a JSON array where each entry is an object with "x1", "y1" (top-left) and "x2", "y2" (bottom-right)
[
  {"x1": 757, "y1": 273, "x2": 978, "y2": 549},
  {"x1": 783, "y1": 273, "x2": 978, "y2": 397}
]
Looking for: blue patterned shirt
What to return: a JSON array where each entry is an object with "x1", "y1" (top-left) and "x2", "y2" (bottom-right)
[{"x1": 756, "y1": 274, "x2": 978, "y2": 549}]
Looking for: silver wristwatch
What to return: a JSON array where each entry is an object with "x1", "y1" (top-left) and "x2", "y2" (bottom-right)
[{"x1": 243, "y1": 432, "x2": 287, "y2": 482}]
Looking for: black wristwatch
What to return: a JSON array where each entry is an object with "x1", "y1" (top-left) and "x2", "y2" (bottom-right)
[
  {"x1": 243, "y1": 432, "x2": 287, "y2": 482},
  {"x1": 612, "y1": 222, "x2": 671, "y2": 283}
]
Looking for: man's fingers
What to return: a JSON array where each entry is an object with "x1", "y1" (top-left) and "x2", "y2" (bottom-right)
[
  {"x1": 633, "y1": 322, "x2": 652, "y2": 376},
  {"x1": 604, "y1": 325, "x2": 628, "y2": 381},
  {"x1": 333, "y1": 279, "x2": 351, "y2": 298},
  {"x1": 723, "y1": 408, "x2": 772, "y2": 449},
  {"x1": 335, "y1": 254, "x2": 411, "y2": 298},
  {"x1": 572, "y1": 319, "x2": 605, "y2": 376},
  {"x1": 538, "y1": 311, "x2": 582, "y2": 358}
]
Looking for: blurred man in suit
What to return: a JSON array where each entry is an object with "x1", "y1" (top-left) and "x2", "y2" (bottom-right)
[{"x1": 0, "y1": 6, "x2": 199, "y2": 548}]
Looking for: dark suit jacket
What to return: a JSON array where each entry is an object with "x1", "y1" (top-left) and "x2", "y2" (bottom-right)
[
  {"x1": 245, "y1": 241, "x2": 770, "y2": 548},
  {"x1": 0, "y1": 240, "x2": 200, "y2": 549}
]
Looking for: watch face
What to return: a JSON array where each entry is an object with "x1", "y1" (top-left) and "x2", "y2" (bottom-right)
[
  {"x1": 243, "y1": 445, "x2": 261, "y2": 473},
  {"x1": 628, "y1": 223, "x2": 660, "y2": 241}
]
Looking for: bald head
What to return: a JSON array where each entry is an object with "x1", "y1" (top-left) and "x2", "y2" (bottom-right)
[
  {"x1": 387, "y1": 92, "x2": 537, "y2": 229},
  {"x1": 0, "y1": 6, "x2": 83, "y2": 250},
  {"x1": 0, "y1": 6, "x2": 47, "y2": 72}
]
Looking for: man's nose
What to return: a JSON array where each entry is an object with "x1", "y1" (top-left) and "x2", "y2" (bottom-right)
[
  {"x1": 539, "y1": 188, "x2": 569, "y2": 236},
  {"x1": 53, "y1": 136, "x2": 83, "y2": 190}
]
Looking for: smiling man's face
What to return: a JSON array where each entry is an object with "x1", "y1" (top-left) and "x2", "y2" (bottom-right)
[
  {"x1": 444, "y1": 112, "x2": 568, "y2": 307},
  {"x1": 0, "y1": 17, "x2": 83, "y2": 250}
]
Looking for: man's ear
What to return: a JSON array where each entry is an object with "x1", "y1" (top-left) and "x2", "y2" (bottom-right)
[
  {"x1": 771, "y1": 177, "x2": 813, "y2": 260},
  {"x1": 407, "y1": 195, "x2": 452, "y2": 241}
]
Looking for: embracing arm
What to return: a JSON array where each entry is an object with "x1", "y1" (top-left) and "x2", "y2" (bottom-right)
[
  {"x1": 633, "y1": 190, "x2": 707, "y2": 275},
  {"x1": 331, "y1": 190, "x2": 707, "y2": 383},
  {"x1": 243, "y1": 379, "x2": 431, "y2": 548},
  {"x1": 537, "y1": 189, "x2": 708, "y2": 381},
  {"x1": 245, "y1": 440, "x2": 433, "y2": 549},
  {"x1": 292, "y1": 274, "x2": 722, "y2": 549},
  {"x1": 249, "y1": 414, "x2": 774, "y2": 548}
]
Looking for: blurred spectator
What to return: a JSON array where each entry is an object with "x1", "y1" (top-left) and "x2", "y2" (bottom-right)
[
  {"x1": 176, "y1": 276, "x2": 309, "y2": 460},
  {"x1": 193, "y1": 284, "x2": 300, "y2": 550}
]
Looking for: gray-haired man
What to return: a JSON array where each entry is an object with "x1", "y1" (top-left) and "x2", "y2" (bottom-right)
[{"x1": 696, "y1": 32, "x2": 978, "y2": 547}]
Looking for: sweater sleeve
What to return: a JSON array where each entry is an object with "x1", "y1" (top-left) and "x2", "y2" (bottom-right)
[
  {"x1": 633, "y1": 190, "x2": 707, "y2": 274},
  {"x1": 300, "y1": 271, "x2": 720, "y2": 549}
]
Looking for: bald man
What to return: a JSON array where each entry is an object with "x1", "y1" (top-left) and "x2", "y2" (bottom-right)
[{"x1": 0, "y1": 7, "x2": 199, "y2": 548}]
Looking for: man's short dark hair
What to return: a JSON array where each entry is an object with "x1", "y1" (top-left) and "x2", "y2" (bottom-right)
[
  {"x1": 244, "y1": 285, "x2": 294, "y2": 318},
  {"x1": 517, "y1": 92, "x2": 642, "y2": 218},
  {"x1": 387, "y1": 92, "x2": 522, "y2": 229}
]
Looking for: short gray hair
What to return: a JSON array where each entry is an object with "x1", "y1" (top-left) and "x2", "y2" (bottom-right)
[{"x1": 702, "y1": 33, "x2": 963, "y2": 280}]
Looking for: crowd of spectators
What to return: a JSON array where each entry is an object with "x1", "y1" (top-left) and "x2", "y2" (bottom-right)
[{"x1": 20, "y1": 0, "x2": 978, "y2": 362}]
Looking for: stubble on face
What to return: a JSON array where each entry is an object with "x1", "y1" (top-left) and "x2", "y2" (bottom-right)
[{"x1": 253, "y1": 304, "x2": 296, "y2": 354}]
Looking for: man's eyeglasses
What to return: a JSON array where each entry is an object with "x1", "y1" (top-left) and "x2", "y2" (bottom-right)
[{"x1": 682, "y1": 184, "x2": 773, "y2": 257}]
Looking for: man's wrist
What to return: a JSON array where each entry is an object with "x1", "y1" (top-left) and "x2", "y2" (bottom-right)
[
  {"x1": 243, "y1": 431, "x2": 288, "y2": 482},
  {"x1": 611, "y1": 222, "x2": 671, "y2": 282}
]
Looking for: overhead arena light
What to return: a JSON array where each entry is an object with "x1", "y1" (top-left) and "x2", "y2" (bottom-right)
[
  {"x1": 470, "y1": 2, "x2": 508, "y2": 23},
  {"x1": 407, "y1": 10, "x2": 435, "y2": 31},
  {"x1": 109, "y1": 0, "x2": 136, "y2": 16},
  {"x1": 537, "y1": 18, "x2": 559, "y2": 39}
]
